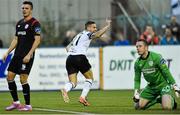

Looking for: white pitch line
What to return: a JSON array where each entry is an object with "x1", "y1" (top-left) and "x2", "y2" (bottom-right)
[{"x1": 34, "y1": 108, "x2": 91, "y2": 114}]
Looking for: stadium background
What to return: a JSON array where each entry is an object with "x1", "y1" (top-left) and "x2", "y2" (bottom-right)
[
  {"x1": 0, "y1": 0, "x2": 180, "y2": 114},
  {"x1": 0, "y1": 0, "x2": 173, "y2": 47}
]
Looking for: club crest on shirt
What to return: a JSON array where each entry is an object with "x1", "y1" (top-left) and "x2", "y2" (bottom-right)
[
  {"x1": 139, "y1": 64, "x2": 142, "y2": 67},
  {"x1": 18, "y1": 25, "x2": 20, "y2": 27},
  {"x1": 25, "y1": 24, "x2": 29, "y2": 29},
  {"x1": 35, "y1": 27, "x2": 41, "y2": 34},
  {"x1": 148, "y1": 61, "x2": 153, "y2": 66}
]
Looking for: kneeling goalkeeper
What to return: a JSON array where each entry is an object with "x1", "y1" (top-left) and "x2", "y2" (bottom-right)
[{"x1": 133, "y1": 39, "x2": 180, "y2": 110}]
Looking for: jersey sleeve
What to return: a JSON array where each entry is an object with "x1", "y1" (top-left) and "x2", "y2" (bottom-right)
[
  {"x1": 32, "y1": 21, "x2": 41, "y2": 36},
  {"x1": 134, "y1": 60, "x2": 141, "y2": 90},
  {"x1": 15, "y1": 25, "x2": 18, "y2": 36},
  {"x1": 156, "y1": 54, "x2": 176, "y2": 85},
  {"x1": 87, "y1": 32, "x2": 93, "y2": 39},
  {"x1": 15, "y1": 21, "x2": 20, "y2": 36}
]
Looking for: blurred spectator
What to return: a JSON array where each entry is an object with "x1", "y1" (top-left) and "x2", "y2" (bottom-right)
[
  {"x1": 113, "y1": 32, "x2": 130, "y2": 46},
  {"x1": 62, "y1": 30, "x2": 76, "y2": 46},
  {"x1": 140, "y1": 25, "x2": 159, "y2": 45},
  {"x1": 161, "y1": 27, "x2": 179, "y2": 45},
  {"x1": 0, "y1": 38, "x2": 3, "y2": 48},
  {"x1": 169, "y1": 15, "x2": 180, "y2": 42}
]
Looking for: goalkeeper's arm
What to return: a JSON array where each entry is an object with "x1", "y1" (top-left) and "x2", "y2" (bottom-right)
[
  {"x1": 156, "y1": 55, "x2": 180, "y2": 97},
  {"x1": 133, "y1": 61, "x2": 141, "y2": 102},
  {"x1": 133, "y1": 89, "x2": 140, "y2": 102}
]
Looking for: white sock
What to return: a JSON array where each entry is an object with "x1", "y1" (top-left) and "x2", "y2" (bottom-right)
[
  {"x1": 25, "y1": 105, "x2": 31, "y2": 107},
  {"x1": 14, "y1": 101, "x2": 20, "y2": 104},
  {"x1": 80, "y1": 79, "x2": 93, "y2": 98},
  {"x1": 64, "y1": 82, "x2": 75, "y2": 92}
]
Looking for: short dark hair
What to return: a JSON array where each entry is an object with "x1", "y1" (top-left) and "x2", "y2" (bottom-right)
[
  {"x1": 85, "y1": 21, "x2": 95, "y2": 29},
  {"x1": 136, "y1": 39, "x2": 149, "y2": 46},
  {"x1": 23, "y1": 1, "x2": 33, "y2": 9}
]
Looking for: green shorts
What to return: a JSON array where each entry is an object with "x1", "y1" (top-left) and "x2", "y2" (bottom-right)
[{"x1": 140, "y1": 84, "x2": 174, "y2": 101}]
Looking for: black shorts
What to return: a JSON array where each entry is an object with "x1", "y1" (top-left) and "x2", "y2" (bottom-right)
[
  {"x1": 8, "y1": 56, "x2": 34, "y2": 75},
  {"x1": 66, "y1": 55, "x2": 91, "y2": 75}
]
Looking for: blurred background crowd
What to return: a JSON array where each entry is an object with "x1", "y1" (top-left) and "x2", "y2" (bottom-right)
[{"x1": 0, "y1": 0, "x2": 180, "y2": 48}]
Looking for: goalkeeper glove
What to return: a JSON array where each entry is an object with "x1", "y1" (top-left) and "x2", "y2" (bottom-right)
[
  {"x1": 173, "y1": 84, "x2": 180, "y2": 98},
  {"x1": 133, "y1": 89, "x2": 140, "y2": 102}
]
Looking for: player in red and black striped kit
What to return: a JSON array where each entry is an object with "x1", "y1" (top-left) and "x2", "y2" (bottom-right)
[{"x1": 2, "y1": 1, "x2": 41, "y2": 111}]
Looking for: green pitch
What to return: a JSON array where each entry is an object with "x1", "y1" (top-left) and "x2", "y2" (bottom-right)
[{"x1": 0, "y1": 90, "x2": 179, "y2": 114}]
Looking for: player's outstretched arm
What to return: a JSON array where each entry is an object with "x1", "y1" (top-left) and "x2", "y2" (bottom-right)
[
  {"x1": 91, "y1": 19, "x2": 111, "y2": 39},
  {"x1": 2, "y1": 36, "x2": 18, "y2": 62}
]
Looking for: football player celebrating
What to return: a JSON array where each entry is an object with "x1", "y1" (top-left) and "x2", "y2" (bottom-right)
[{"x1": 61, "y1": 19, "x2": 111, "y2": 106}]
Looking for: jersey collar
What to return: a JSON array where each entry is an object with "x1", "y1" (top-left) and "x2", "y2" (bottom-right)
[{"x1": 140, "y1": 51, "x2": 150, "y2": 60}]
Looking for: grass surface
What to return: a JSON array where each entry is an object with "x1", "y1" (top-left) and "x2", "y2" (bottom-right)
[{"x1": 0, "y1": 90, "x2": 179, "y2": 114}]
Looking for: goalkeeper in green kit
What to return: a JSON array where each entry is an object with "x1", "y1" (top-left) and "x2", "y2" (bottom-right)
[{"x1": 133, "y1": 39, "x2": 180, "y2": 110}]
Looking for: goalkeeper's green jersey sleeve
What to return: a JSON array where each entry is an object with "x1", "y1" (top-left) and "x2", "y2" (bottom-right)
[{"x1": 134, "y1": 51, "x2": 176, "y2": 90}]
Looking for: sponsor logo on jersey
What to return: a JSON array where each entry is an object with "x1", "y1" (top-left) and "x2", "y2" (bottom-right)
[
  {"x1": 142, "y1": 68, "x2": 157, "y2": 74},
  {"x1": 17, "y1": 31, "x2": 26, "y2": 35}
]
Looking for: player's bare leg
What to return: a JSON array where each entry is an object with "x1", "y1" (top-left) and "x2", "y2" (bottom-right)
[
  {"x1": 135, "y1": 98, "x2": 150, "y2": 109},
  {"x1": 161, "y1": 94, "x2": 174, "y2": 110},
  {"x1": 79, "y1": 70, "x2": 93, "y2": 106},
  {"x1": 135, "y1": 96, "x2": 171, "y2": 110},
  {"x1": 61, "y1": 73, "x2": 77, "y2": 103}
]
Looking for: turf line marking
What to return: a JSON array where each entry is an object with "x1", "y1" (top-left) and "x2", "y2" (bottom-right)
[{"x1": 34, "y1": 108, "x2": 90, "y2": 114}]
